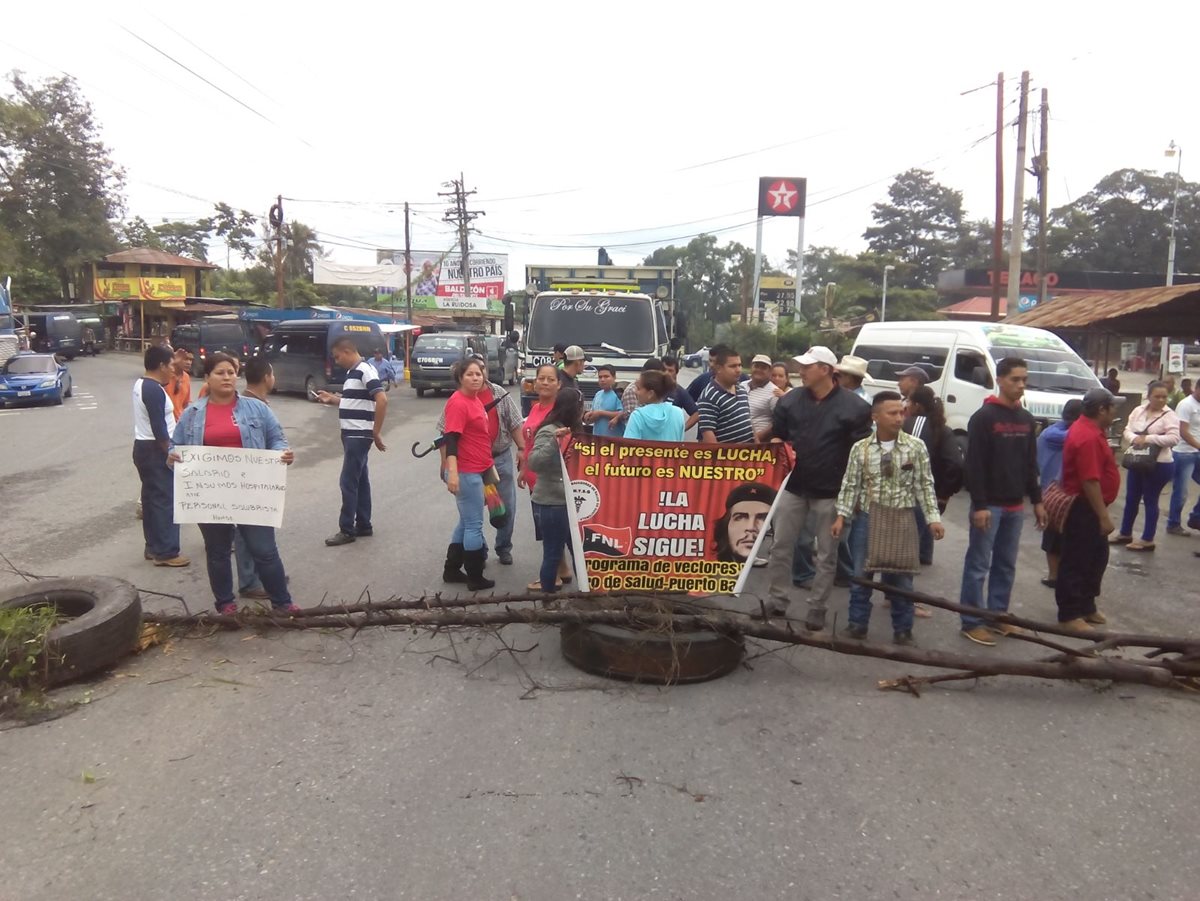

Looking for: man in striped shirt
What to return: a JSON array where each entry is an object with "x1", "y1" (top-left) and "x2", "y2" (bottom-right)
[
  {"x1": 317, "y1": 337, "x2": 389, "y2": 546},
  {"x1": 698, "y1": 347, "x2": 754, "y2": 444}
]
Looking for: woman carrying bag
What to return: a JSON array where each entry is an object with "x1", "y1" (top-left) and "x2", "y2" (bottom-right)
[
  {"x1": 524, "y1": 389, "x2": 584, "y2": 594},
  {"x1": 1113, "y1": 381, "x2": 1180, "y2": 551}
]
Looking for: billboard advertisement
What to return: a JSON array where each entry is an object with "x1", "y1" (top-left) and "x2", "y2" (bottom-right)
[
  {"x1": 94, "y1": 277, "x2": 187, "y2": 301},
  {"x1": 375, "y1": 249, "x2": 508, "y2": 313}
]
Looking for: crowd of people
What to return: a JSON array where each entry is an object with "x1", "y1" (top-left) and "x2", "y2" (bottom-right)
[{"x1": 130, "y1": 334, "x2": 1196, "y2": 639}]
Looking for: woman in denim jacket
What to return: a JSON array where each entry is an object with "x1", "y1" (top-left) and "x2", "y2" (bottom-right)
[{"x1": 170, "y1": 353, "x2": 299, "y2": 616}]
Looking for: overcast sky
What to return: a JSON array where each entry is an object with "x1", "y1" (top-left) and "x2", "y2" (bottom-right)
[{"x1": 5, "y1": 1, "x2": 1197, "y2": 285}]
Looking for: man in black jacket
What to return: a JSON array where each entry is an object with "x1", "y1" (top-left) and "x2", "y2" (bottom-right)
[
  {"x1": 765, "y1": 346, "x2": 872, "y2": 630},
  {"x1": 959, "y1": 357, "x2": 1047, "y2": 646}
]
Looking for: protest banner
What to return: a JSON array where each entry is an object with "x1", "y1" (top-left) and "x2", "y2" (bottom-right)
[
  {"x1": 173, "y1": 446, "x2": 289, "y2": 528},
  {"x1": 562, "y1": 436, "x2": 794, "y2": 595}
]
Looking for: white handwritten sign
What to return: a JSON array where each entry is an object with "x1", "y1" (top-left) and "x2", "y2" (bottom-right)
[{"x1": 173, "y1": 446, "x2": 289, "y2": 528}]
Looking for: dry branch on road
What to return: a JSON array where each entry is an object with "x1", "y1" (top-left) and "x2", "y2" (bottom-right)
[{"x1": 139, "y1": 586, "x2": 1200, "y2": 694}]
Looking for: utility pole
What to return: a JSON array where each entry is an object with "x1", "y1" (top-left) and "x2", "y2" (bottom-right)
[
  {"x1": 990, "y1": 72, "x2": 1005, "y2": 322},
  {"x1": 440, "y1": 173, "x2": 484, "y2": 309},
  {"x1": 403, "y1": 201, "x2": 413, "y2": 382},
  {"x1": 1035, "y1": 88, "x2": 1050, "y2": 306},
  {"x1": 1006, "y1": 70, "x2": 1030, "y2": 316},
  {"x1": 269, "y1": 195, "x2": 285, "y2": 309}
]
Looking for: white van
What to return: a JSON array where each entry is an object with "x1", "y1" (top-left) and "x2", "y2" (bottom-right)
[{"x1": 851, "y1": 321, "x2": 1102, "y2": 434}]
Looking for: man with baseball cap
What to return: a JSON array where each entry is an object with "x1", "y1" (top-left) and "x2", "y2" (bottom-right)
[
  {"x1": 895, "y1": 366, "x2": 928, "y2": 402},
  {"x1": 765, "y1": 346, "x2": 872, "y2": 630},
  {"x1": 747, "y1": 354, "x2": 778, "y2": 437},
  {"x1": 558, "y1": 345, "x2": 588, "y2": 390},
  {"x1": 1056, "y1": 387, "x2": 1119, "y2": 630}
]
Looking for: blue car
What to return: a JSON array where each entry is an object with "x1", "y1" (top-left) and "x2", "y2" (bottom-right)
[{"x1": 0, "y1": 353, "x2": 73, "y2": 407}]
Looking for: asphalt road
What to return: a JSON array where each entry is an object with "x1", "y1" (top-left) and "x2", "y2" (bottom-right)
[{"x1": 1, "y1": 353, "x2": 1199, "y2": 901}]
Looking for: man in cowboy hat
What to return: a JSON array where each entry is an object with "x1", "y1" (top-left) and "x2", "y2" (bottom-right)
[{"x1": 835, "y1": 355, "x2": 870, "y2": 399}]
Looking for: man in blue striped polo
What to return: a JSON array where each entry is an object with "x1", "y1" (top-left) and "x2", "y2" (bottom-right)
[
  {"x1": 698, "y1": 346, "x2": 754, "y2": 444},
  {"x1": 317, "y1": 337, "x2": 389, "y2": 546}
]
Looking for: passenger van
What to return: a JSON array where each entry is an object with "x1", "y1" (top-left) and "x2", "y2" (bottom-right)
[
  {"x1": 261, "y1": 319, "x2": 385, "y2": 397},
  {"x1": 409, "y1": 330, "x2": 488, "y2": 397},
  {"x1": 851, "y1": 321, "x2": 1103, "y2": 434},
  {"x1": 171, "y1": 317, "x2": 254, "y2": 375},
  {"x1": 24, "y1": 312, "x2": 82, "y2": 359}
]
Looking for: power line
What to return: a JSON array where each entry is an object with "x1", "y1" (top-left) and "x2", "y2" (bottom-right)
[
  {"x1": 149, "y1": 12, "x2": 281, "y2": 107},
  {"x1": 117, "y1": 25, "x2": 312, "y2": 149}
]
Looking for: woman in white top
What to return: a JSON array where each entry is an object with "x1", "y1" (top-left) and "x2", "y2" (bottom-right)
[{"x1": 1114, "y1": 380, "x2": 1181, "y2": 551}]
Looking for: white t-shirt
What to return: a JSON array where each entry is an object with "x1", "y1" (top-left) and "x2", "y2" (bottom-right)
[
  {"x1": 1174, "y1": 395, "x2": 1200, "y2": 454},
  {"x1": 747, "y1": 382, "x2": 778, "y2": 434}
]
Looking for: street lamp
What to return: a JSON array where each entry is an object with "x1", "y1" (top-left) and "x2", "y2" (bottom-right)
[
  {"x1": 881, "y1": 265, "x2": 895, "y2": 322},
  {"x1": 1162, "y1": 141, "x2": 1182, "y2": 377},
  {"x1": 1166, "y1": 140, "x2": 1182, "y2": 286}
]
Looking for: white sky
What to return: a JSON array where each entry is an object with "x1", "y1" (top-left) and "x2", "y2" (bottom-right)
[{"x1": 4, "y1": 1, "x2": 1197, "y2": 282}]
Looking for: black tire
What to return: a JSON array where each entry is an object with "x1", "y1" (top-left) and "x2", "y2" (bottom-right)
[
  {"x1": 416, "y1": 387, "x2": 426, "y2": 397},
  {"x1": 304, "y1": 376, "x2": 318, "y2": 401},
  {"x1": 0, "y1": 577, "x2": 142, "y2": 686},
  {"x1": 53, "y1": 389, "x2": 64, "y2": 406},
  {"x1": 64, "y1": 382, "x2": 73, "y2": 398},
  {"x1": 559, "y1": 598, "x2": 744, "y2": 685}
]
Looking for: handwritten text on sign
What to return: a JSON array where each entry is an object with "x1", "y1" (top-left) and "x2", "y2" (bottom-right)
[{"x1": 173, "y1": 446, "x2": 289, "y2": 528}]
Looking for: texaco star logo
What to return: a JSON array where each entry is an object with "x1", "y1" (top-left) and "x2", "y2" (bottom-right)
[{"x1": 766, "y1": 180, "x2": 799, "y2": 213}]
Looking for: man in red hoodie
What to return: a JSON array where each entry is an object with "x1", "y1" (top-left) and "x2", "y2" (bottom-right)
[{"x1": 959, "y1": 357, "x2": 1047, "y2": 646}]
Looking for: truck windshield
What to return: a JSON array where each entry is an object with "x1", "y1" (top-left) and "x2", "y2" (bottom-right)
[
  {"x1": 527, "y1": 294, "x2": 655, "y2": 353},
  {"x1": 988, "y1": 348, "x2": 1101, "y2": 393},
  {"x1": 414, "y1": 336, "x2": 465, "y2": 352}
]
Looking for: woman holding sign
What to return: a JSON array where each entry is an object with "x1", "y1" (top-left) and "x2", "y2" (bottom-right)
[
  {"x1": 170, "y1": 353, "x2": 298, "y2": 616},
  {"x1": 526, "y1": 389, "x2": 584, "y2": 593}
]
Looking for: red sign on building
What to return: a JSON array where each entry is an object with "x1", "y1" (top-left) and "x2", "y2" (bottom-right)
[{"x1": 757, "y1": 177, "x2": 807, "y2": 218}]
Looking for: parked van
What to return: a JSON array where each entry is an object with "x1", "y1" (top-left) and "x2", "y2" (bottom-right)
[
  {"x1": 261, "y1": 319, "x2": 385, "y2": 397},
  {"x1": 410, "y1": 330, "x2": 488, "y2": 397},
  {"x1": 171, "y1": 318, "x2": 254, "y2": 376},
  {"x1": 851, "y1": 321, "x2": 1102, "y2": 434},
  {"x1": 24, "y1": 312, "x2": 82, "y2": 359},
  {"x1": 484, "y1": 335, "x2": 517, "y2": 385}
]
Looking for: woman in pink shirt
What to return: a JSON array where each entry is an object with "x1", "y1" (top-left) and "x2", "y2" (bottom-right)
[
  {"x1": 517, "y1": 364, "x2": 571, "y2": 587},
  {"x1": 1114, "y1": 381, "x2": 1181, "y2": 551}
]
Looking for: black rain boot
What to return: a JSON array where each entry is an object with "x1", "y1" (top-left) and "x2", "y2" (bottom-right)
[
  {"x1": 442, "y1": 543, "x2": 468, "y2": 584},
  {"x1": 463, "y1": 549, "x2": 495, "y2": 591}
]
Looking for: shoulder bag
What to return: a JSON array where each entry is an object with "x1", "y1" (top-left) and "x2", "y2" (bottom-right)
[
  {"x1": 863, "y1": 441, "x2": 920, "y2": 574},
  {"x1": 1121, "y1": 410, "x2": 1167, "y2": 474}
]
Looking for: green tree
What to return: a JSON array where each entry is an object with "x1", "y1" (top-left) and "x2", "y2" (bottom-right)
[
  {"x1": 863, "y1": 168, "x2": 966, "y2": 288},
  {"x1": 0, "y1": 73, "x2": 124, "y2": 298},
  {"x1": 1046, "y1": 168, "x2": 1199, "y2": 273},
  {"x1": 211, "y1": 203, "x2": 258, "y2": 263}
]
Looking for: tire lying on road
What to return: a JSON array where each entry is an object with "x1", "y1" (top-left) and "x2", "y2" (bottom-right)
[
  {"x1": 0, "y1": 577, "x2": 142, "y2": 686},
  {"x1": 560, "y1": 597, "x2": 744, "y2": 685}
]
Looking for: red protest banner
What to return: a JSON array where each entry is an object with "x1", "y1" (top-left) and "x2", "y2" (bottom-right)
[{"x1": 563, "y1": 436, "x2": 794, "y2": 595}]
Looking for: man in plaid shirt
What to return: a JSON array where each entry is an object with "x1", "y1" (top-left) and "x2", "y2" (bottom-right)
[{"x1": 832, "y1": 390, "x2": 944, "y2": 645}]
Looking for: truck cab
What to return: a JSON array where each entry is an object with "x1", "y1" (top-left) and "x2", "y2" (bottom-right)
[{"x1": 519, "y1": 263, "x2": 678, "y2": 413}]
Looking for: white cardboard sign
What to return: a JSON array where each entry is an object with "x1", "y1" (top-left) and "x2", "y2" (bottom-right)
[{"x1": 173, "y1": 446, "x2": 288, "y2": 528}]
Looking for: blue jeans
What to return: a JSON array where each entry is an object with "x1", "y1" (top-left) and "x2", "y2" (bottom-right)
[
  {"x1": 914, "y1": 505, "x2": 934, "y2": 565},
  {"x1": 133, "y1": 441, "x2": 180, "y2": 559},
  {"x1": 532, "y1": 502, "x2": 571, "y2": 592},
  {"x1": 491, "y1": 449, "x2": 517, "y2": 556},
  {"x1": 1120, "y1": 461, "x2": 1174, "y2": 541},
  {"x1": 450, "y1": 471, "x2": 486, "y2": 552},
  {"x1": 198, "y1": 523, "x2": 292, "y2": 608},
  {"x1": 846, "y1": 513, "x2": 915, "y2": 633},
  {"x1": 234, "y1": 527, "x2": 262, "y2": 593},
  {"x1": 338, "y1": 434, "x2": 373, "y2": 535},
  {"x1": 959, "y1": 505, "x2": 1024, "y2": 630},
  {"x1": 793, "y1": 527, "x2": 853, "y2": 585},
  {"x1": 1168, "y1": 452, "x2": 1200, "y2": 528}
]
